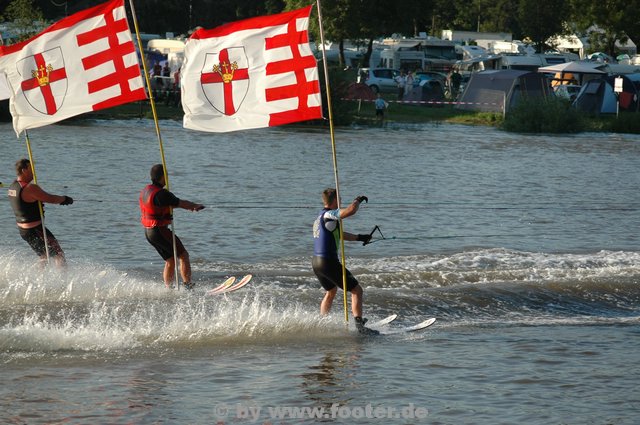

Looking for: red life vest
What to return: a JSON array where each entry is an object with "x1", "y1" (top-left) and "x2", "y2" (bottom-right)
[{"x1": 139, "y1": 184, "x2": 172, "y2": 227}]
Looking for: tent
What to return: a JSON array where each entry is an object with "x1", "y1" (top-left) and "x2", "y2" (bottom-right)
[
  {"x1": 606, "y1": 74, "x2": 640, "y2": 112},
  {"x1": 538, "y1": 61, "x2": 607, "y2": 73},
  {"x1": 573, "y1": 79, "x2": 617, "y2": 114},
  {"x1": 455, "y1": 70, "x2": 551, "y2": 113},
  {"x1": 344, "y1": 83, "x2": 377, "y2": 101},
  {"x1": 404, "y1": 79, "x2": 446, "y2": 105},
  {"x1": 538, "y1": 61, "x2": 607, "y2": 86}
]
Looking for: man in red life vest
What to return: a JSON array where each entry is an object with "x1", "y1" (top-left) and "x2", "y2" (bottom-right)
[
  {"x1": 7, "y1": 158, "x2": 73, "y2": 266},
  {"x1": 140, "y1": 164, "x2": 205, "y2": 289}
]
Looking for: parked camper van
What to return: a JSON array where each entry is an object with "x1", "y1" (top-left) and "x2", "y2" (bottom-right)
[{"x1": 379, "y1": 37, "x2": 456, "y2": 73}]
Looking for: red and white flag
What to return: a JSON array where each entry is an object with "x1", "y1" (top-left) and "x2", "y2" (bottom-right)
[
  {"x1": 181, "y1": 6, "x2": 322, "y2": 133},
  {"x1": 0, "y1": 0, "x2": 146, "y2": 136}
]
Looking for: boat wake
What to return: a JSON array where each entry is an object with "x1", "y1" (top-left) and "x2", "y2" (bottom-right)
[{"x1": 2, "y1": 248, "x2": 640, "y2": 357}]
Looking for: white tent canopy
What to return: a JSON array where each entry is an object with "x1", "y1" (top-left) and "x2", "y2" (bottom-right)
[{"x1": 538, "y1": 61, "x2": 606, "y2": 74}]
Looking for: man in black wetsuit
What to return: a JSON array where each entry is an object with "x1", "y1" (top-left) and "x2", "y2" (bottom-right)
[
  {"x1": 7, "y1": 158, "x2": 73, "y2": 266},
  {"x1": 140, "y1": 164, "x2": 205, "y2": 289},
  {"x1": 312, "y1": 187, "x2": 377, "y2": 334}
]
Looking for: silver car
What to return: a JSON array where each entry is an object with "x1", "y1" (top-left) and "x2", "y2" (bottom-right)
[{"x1": 357, "y1": 68, "x2": 401, "y2": 93}]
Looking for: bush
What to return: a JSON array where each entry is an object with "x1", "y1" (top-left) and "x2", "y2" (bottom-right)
[
  {"x1": 318, "y1": 64, "x2": 356, "y2": 126},
  {"x1": 596, "y1": 112, "x2": 640, "y2": 134},
  {"x1": 502, "y1": 97, "x2": 585, "y2": 133}
]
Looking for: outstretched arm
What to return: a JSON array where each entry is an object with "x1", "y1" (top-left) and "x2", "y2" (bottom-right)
[
  {"x1": 22, "y1": 184, "x2": 70, "y2": 205},
  {"x1": 343, "y1": 231, "x2": 358, "y2": 241},
  {"x1": 343, "y1": 231, "x2": 372, "y2": 244},
  {"x1": 178, "y1": 199, "x2": 205, "y2": 211}
]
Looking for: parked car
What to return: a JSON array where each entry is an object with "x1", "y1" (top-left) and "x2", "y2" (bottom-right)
[
  {"x1": 413, "y1": 71, "x2": 446, "y2": 88},
  {"x1": 357, "y1": 68, "x2": 400, "y2": 93},
  {"x1": 414, "y1": 71, "x2": 447, "y2": 85}
]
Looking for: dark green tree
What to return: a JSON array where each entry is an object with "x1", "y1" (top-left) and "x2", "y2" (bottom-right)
[
  {"x1": 483, "y1": 0, "x2": 519, "y2": 35},
  {"x1": 569, "y1": 0, "x2": 639, "y2": 57},
  {"x1": 4, "y1": 0, "x2": 45, "y2": 42},
  {"x1": 285, "y1": 0, "x2": 359, "y2": 66},
  {"x1": 390, "y1": 0, "x2": 433, "y2": 37},
  {"x1": 449, "y1": 0, "x2": 493, "y2": 32},
  {"x1": 517, "y1": 0, "x2": 568, "y2": 52}
]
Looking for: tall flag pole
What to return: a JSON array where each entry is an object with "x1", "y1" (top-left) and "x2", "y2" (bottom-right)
[
  {"x1": 315, "y1": 0, "x2": 349, "y2": 323},
  {"x1": 127, "y1": 0, "x2": 180, "y2": 288},
  {"x1": 24, "y1": 131, "x2": 51, "y2": 264}
]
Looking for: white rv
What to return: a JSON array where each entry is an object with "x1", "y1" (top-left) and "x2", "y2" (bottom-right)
[{"x1": 379, "y1": 37, "x2": 457, "y2": 72}]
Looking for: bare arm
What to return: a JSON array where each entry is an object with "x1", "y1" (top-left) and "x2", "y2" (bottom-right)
[
  {"x1": 338, "y1": 196, "x2": 370, "y2": 242},
  {"x1": 178, "y1": 199, "x2": 205, "y2": 211},
  {"x1": 343, "y1": 231, "x2": 358, "y2": 241},
  {"x1": 338, "y1": 198, "x2": 363, "y2": 219},
  {"x1": 21, "y1": 183, "x2": 66, "y2": 204}
]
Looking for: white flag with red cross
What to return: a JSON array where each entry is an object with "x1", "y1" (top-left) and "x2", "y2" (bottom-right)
[
  {"x1": 0, "y1": 0, "x2": 146, "y2": 136},
  {"x1": 181, "y1": 6, "x2": 322, "y2": 133}
]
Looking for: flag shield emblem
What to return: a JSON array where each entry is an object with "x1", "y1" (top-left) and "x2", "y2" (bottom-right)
[
  {"x1": 17, "y1": 47, "x2": 68, "y2": 116},
  {"x1": 200, "y1": 47, "x2": 249, "y2": 116}
]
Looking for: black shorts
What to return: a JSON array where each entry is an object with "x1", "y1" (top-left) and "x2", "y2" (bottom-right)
[
  {"x1": 144, "y1": 226, "x2": 186, "y2": 260},
  {"x1": 376, "y1": 109, "x2": 384, "y2": 116},
  {"x1": 312, "y1": 256, "x2": 359, "y2": 292},
  {"x1": 19, "y1": 226, "x2": 64, "y2": 258}
]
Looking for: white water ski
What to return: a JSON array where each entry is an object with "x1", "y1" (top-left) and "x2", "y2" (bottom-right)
[
  {"x1": 207, "y1": 274, "x2": 252, "y2": 296},
  {"x1": 220, "y1": 274, "x2": 252, "y2": 294},
  {"x1": 205, "y1": 276, "x2": 236, "y2": 295},
  {"x1": 369, "y1": 314, "x2": 398, "y2": 328},
  {"x1": 378, "y1": 317, "x2": 436, "y2": 335}
]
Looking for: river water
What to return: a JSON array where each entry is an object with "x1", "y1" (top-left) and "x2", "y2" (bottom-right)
[{"x1": 1, "y1": 120, "x2": 639, "y2": 424}]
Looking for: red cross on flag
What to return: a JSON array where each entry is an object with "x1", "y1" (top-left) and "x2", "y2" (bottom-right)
[
  {"x1": 0, "y1": 0, "x2": 146, "y2": 136},
  {"x1": 182, "y1": 6, "x2": 322, "y2": 133}
]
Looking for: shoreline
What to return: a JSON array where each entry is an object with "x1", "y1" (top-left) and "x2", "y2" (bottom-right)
[{"x1": 2, "y1": 98, "x2": 639, "y2": 135}]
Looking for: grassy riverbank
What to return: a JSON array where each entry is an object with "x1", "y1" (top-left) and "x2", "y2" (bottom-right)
[
  {"x1": 344, "y1": 91, "x2": 640, "y2": 134},
  {"x1": 84, "y1": 99, "x2": 640, "y2": 134},
  {"x1": 347, "y1": 99, "x2": 503, "y2": 127},
  {"x1": 84, "y1": 98, "x2": 505, "y2": 129}
]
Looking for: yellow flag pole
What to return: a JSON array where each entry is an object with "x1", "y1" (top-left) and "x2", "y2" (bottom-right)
[
  {"x1": 24, "y1": 130, "x2": 51, "y2": 265},
  {"x1": 128, "y1": 0, "x2": 180, "y2": 289},
  {"x1": 315, "y1": 0, "x2": 349, "y2": 323}
]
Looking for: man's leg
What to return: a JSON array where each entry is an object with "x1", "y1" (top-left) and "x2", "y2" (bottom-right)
[
  {"x1": 350, "y1": 284, "x2": 363, "y2": 318},
  {"x1": 179, "y1": 251, "x2": 193, "y2": 288},
  {"x1": 163, "y1": 257, "x2": 176, "y2": 287},
  {"x1": 321, "y1": 287, "x2": 337, "y2": 315},
  {"x1": 21, "y1": 226, "x2": 66, "y2": 267},
  {"x1": 45, "y1": 230, "x2": 66, "y2": 267},
  {"x1": 350, "y1": 284, "x2": 379, "y2": 335}
]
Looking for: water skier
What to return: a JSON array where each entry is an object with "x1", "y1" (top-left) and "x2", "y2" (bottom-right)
[
  {"x1": 312, "y1": 188, "x2": 377, "y2": 334},
  {"x1": 140, "y1": 164, "x2": 205, "y2": 289},
  {"x1": 7, "y1": 158, "x2": 73, "y2": 266}
]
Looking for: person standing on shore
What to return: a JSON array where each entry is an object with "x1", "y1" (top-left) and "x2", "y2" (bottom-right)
[
  {"x1": 7, "y1": 158, "x2": 73, "y2": 266},
  {"x1": 449, "y1": 67, "x2": 462, "y2": 98},
  {"x1": 312, "y1": 188, "x2": 378, "y2": 335},
  {"x1": 375, "y1": 93, "x2": 389, "y2": 122},
  {"x1": 140, "y1": 164, "x2": 205, "y2": 289},
  {"x1": 395, "y1": 71, "x2": 406, "y2": 101},
  {"x1": 404, "y1": 70, "x2": 414, "y2": 97}
]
